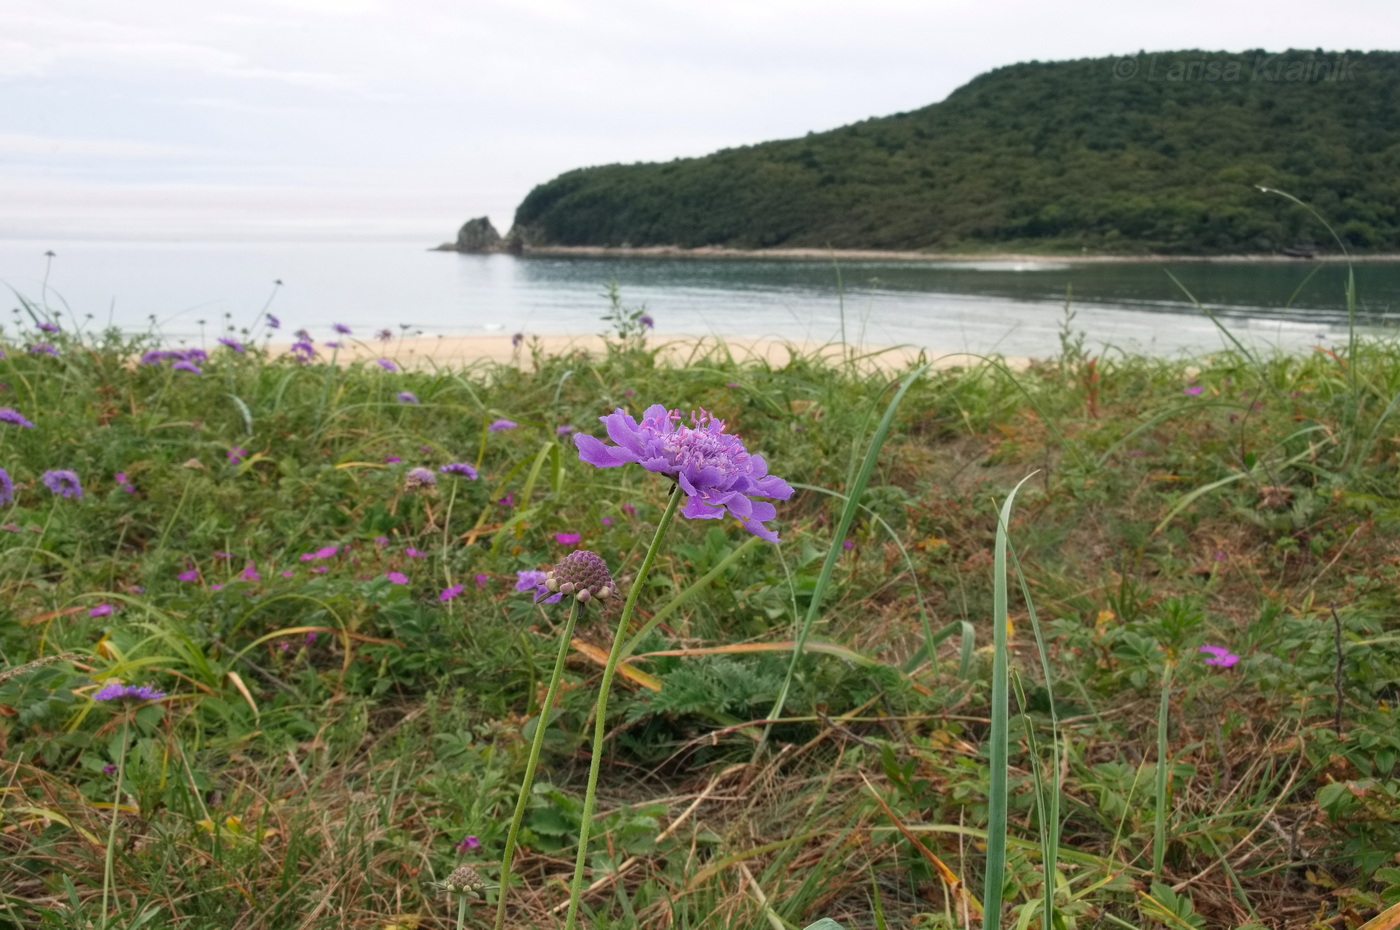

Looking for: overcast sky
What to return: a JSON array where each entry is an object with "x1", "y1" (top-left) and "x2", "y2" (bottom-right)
[{"x1": 4, "y1": 0, "x2": 1397, "y2": 241}]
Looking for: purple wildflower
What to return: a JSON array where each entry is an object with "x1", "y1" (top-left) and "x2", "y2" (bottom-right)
[
  {"x1": 41, "y1": 469, "x2": 83, "y2": 499},
  {"x1": 621, "y1": 502, "x2": 637, "y2": 517},
  {"x1": 324, "y1": 341, "x2": 342, "y2": 350},
  {"x1": 295, "y1": 329, "x2": 312, "y2": 341},
  {"x1": 544, "y1": 550, "x2": 616, "y2": 603},
  {"x1": 1199, "y1": 644, "x2": 1240, "y2": 668},
  {"x1": 473, "y1": 573, "x2": 489, "y2": 588},
  {"x1": 114, "y1": 472, "x2": 134, "y2": 493},
  {"x1": 315, "y1": 545, "x2": 339, "y2": 559},
  {"x1": 601, "y1": 516, "x2": 613, "y2": 526},
  {"x1": 241, "y1": 561, "x2": 261, "y2": 581},
  {"x1": 1183, "y1": 384, "x2": 1204, "y2": 396},
  {"x1": 0, "y1": 407, "x2": 35, "y2": 428},
  {"x1": 574, "y1": 405, "x2": 793, "y2": 542},
  {"x1": 37, "y1": 321, "x2": 59, "y2": 333},
  {"x1": 511, "y1": 333, "x2": 523, "y2": 348},
  {"x1": 89, "y1": 603, "x2": 114, "y2": 617},
  {"x1": 172, "y1": 360, "x2": 202, "y2": 374},
  {"x1": 386, "y1": 571, "x2": 409, "y2": 584},
  {"x1": 0, "y1": 468, "x2": 12, "y2": 506},
  {"x1": 516, "y1": 569, "x2": 562, "y2": 604},
  {"x1": 497, "y1": 491, "x2": 515, "y2": 507},
  {"x1": 227, "y1": 447, "x2": 249, "y2": 465},
  {"x1": 281, "y1": 570, "x2": 295, "y2": 578},
  {"x1": 843, "y1": 539, "x2": 854, "y2": 550},
  {"x1": 30, "y1": 344, "x2": 58, "y2": 356},
  {"x1": 397, "y1": 391, "x2": 419, "y2": 405},
  {"x1": 376, "y1": 358, "x2": 397, "y2": 371},
  {"x1": 439, "y1": 462, "x2": 478, "y2": 479},
  {"x1": 305, "y1": 632, "x2": 318, "y2": 644},
  {"x1": 374, "y1": 536, "x2": 390, "y2": 546},
  {"x1": 639, "y1": 314, "x2": 654, "y2": 329},
  {"x1": 218, "y1": 336, "x2": 246, "y2": 353},
  {"x1": 266, "y1": 314, "x2": 281, "y2": 329},
  {"x1": 102, "y1": 763, "x2": 117, "y2": 775},
  {"x1": 92, "y1": 682, "x2": 166, "y2": 702},
  {"x1": 377, "y1": 328, "x2": 393, "y2": 342},
  {"x1": 405, "y1": 547, "x2": 427, "y2": 558},
  {"x1": 333, "y1": 323, "x2": 352, "y2": 335},
  {"x1": 291, "y1": 341, "x2": 315, "y2": 362},
  {"x1": 405, "y1": 467, "x2": 437, "y2": 490},
  {"x1": 178, "y1": 569, "x2": 198, "y2": 582},
  {"x1": 440, "y1": 584, "x2": 464, "y2": 601},
  {"x1": 489, "y1": 418, "x2": 517, "y2": 431},
  {"x1": 385, "y1": 455, "x2": 402, "y2": 463},
  {"x1": 455, "y1": 835, "x2": 480, "y2": 853},
  {"x1": 555, "y1": 424, "x2": 575, "y2": 435},
  {"x1": 554, "y1": 532, "x2": 581, "y2": 545}
]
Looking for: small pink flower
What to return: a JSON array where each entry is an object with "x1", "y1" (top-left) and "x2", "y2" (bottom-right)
[
  {"x1": 474, "y1": 572, "x2": 489, "y2": 588},
  {"x1": 210, "y1": 583, "x2": 224, "y2": 591},
  {"x1": 178, "y1": 569, "x2": 198, "y2": 582},
  {"x1": 455, "y1": 834, "x2": 480, "y2": 853},
  {"x1": 601, "y1": 516, "x2": 613, "y2": 526},
  {"x1": 241, "y1": 561, "x2": 261, "y2": 581},
  {"x1": 498, "y1": 492, "x2": 515, "y2": 507},
  {"x1": 374, "y1": 536, "x2": 390, "y2": 546},
  {"x1": 440, "y1": 584, "x2": 464, "y2": 601},
  {"x1": 488, "y1": 418, "x2": 517, "y2": 431},
  {"x1": 1199, "y1": 644, "x2": 1240, "y2": 668},
  {"x1": 89, "y1": 603, "x2": 113, "y2": 617},
  {"x1": 281, "y1": 570, "x2": 295, "y2": 578},
  {"x1": 554, "y1": 532, "x2": 581, "y2": 545},
  {"x1": 405, "y1": 547, "x2": 426, "y2": 558},
  {"x1": 386, "y1": 571, "x2": 409, "y2": 584},
  {"x1": 1183, "y1": 384, "x2": 1204, "y2": 396}
]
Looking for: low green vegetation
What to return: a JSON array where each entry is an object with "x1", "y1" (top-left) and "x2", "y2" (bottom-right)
[
  {"x1": 2, "y1": 283, "x2": 1400, "y2": 930},
  {"x1": 512, "y1": 49, "x2": 1400, "y2": 255}
]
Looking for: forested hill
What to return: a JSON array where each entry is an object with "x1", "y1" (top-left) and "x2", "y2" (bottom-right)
[{"x1": 509, "y1": 50, "x2": 1400, "y2": 255}]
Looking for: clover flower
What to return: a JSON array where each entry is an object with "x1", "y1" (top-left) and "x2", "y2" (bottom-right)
[
  {"x1": 574, "y1": 405, "x2": 793, "y2": 542},
  {"x1": 516, "y1": 569, "x2": 561, "y2": 603},
  {"x1": 397, "y1": 391, "x2": 419, "y2": 405},
  {"x1": 1199, "y1": 644, "x2": 1240, "y2": 668},
  {"x1": 439, "y1": 462, "x2": 478, "y2": 479},
  {"x1": 0, "y1": 468, "x2": 12, "y2": 506},
  {"x1": 41, "y1": 469, "x2": 83, "y2": 499},
  {"x1": 0, "y1": 407, "x2": 35, "y2": 428},
  {"x1": 489, "y1": 418, "x2": 517, "y2": 431},
  {"x1": 404, "y1": 467, "x2": 437, "y2": 491},
  {"x1": 93, "y1": 681, "x2": 166, "y2": 702},
  {"x1": 544, "y1": 550, "x2": 615, "y2": 604}
]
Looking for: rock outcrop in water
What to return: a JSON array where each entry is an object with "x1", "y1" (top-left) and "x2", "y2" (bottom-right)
[{"x1": 435, "y1": 217, "x2": 507, "y2": 253}]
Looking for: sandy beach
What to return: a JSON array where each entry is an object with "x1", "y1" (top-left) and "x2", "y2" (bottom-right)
[{"x1": 281, "y1": 334, "x2": 1024, "y2": 371}]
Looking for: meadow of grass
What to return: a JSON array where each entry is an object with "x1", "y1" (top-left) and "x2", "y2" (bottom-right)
[{"x1": 1, "y1": 291, "x2": 1399, "y2": 930}]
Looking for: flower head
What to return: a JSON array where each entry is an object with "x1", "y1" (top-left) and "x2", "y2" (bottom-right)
[
  {"x1": 405, "y1": 467, "x2": 437, "y2": 491},
  {"x1": 455, "y1": 834, "x2": 480, "y2": 853},
  {"x1": 516, "y1": 569, "x2": 561, "y2": 603},
  {"x1": 93, "y1": 681, "x2": 166, "y2": 702},
  {"x1": 0, "y1": 468, "x2": 12, "y2": 506},
  {"x1": 291, "y1": 340, "x2": 315, "y2": 362},
  {"x1": 440, "y1": 583, "x2": 464, "y2": 601},
  {"x1": 333, "y1": 323, "x2": 351, "y2": 335},
  {"x1": 37, "y1": 321, "x2": 59, "y2": 333},
  {"x1": 30, "y1": 344, "x2": 58, "y2": 357},
  {"x1": 266, "y1": 314, "x2": 281, "y2": 330},
  {"x1": 0, "y1": 407, "x2": 35, "y2": 428},
  {"x1": 376, "y1": 358, "x2": 397, "y2": 371},
  {"x1": 473, "y1": 572, "x2": 489, "y2": 588},
  {"x1": 241, "y1": 561, "x2": 261, "y2": 581},
  {"x1": 439, "y1": 462, "x2": 478, "y2": 479},
  {"x1": 89, "y1": 603, "x2": 114, "y2": 617},
  {"x1": 227, "y1": 447, "x2": 248, "y2": 465},
  {"x1": 41, "y1": 469, "x2": 83, "y2": 499},
  {"x1": 489, "y1": 418, "x2": 517, "y2": 431},
  {"x1": 377, "y1": 328, "x2": 393, "y2": 342},
  {"x1": 1199, "y1": 644, "x2": 1240, "y2": 668},
  {"x1": 575, "y1": 405, "x2": 793, "y2": 541},
  {"x1": 218, "y1": 336, "x2": 246, "y2": 353},
  {"x1": 172, "y1": 360, "x2": 202, "y2": 374},
  {"x1": 639, "y1": 314, "x2": 654, "y2": 329},
  {"x1": 386, "y1": 571, "x2": 409, "y2": 584},
  {"x1": 554, "y1": 532, "x2": 580, "y2": 545},
  {"x1": 178, "y1": 569, "x2": 198, "y2": 582},
  {"x1": 397, "y1": 391, "x2": 420, "y2": 405},
  {"x1": 1183, "y1": 384, "x2": 1204, "y2": 396},
  {"x1": 544, "y1": 550, "x2": 615, "y2": 604},
  {"x1": 114, "y1": 471, "x2": 134, "y2": 493}
]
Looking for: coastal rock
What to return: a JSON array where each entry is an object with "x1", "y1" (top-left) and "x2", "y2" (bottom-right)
[{"x1": 454, "y1": 217, "x2": 503, "y2": 253}]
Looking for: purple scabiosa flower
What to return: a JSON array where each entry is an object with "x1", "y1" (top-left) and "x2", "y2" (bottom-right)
[
  {"x1": 37, "y1": 321, "x2": 59, "y2": 333},
  {"x1": 333, "y1": 323, "x2": 352, "y2": 335},
  {"x1": 0, "y1": 468, "x2": 12, "y2": 506},
  {"x1": 41, "y1": 469, "x2": 83, "y2": 499},
  {"x1": 397, "y1": 391, "x2": 419, "y2": 405},
  {"x1": 324, "y1": 341, "x2": 342, "y2": 349},
  {"x1": 544, "y1": 550, "x2": 615, "y2": 604},
  {"x1": 639, "y1": 314, "x2": 654, "y2": 329},
  {"x1": 511, "y1": 332, "x2": 523, "y2": 348},
  {"x1": 1199, "y1": 644, "x2": 1240, "y2": 668},
  {"x1": 114, "y1": 472, "x2": 134, "y2": 493},
  {"x1": 172, "y1": 360, "x2": 202, "y2": 374},
  {"x1": 266, "y1": 313, "x2": 281, "y2": 330},
  {"x1": 178, "y1": 569, "x2": 199, "y2": 582},
  {"x1": 92, "y1": 681, "x2": 166, "y2": 702},
  {"x1": 376, "y1": 358, "x2": 397, "y2": 371},
  {"x1": 30, "y1": 344, "x2": 58, "y2": 357},
  {"x1": 227, "y1": 447, "x2": 248, "y2": 465},
  {"x1": 1183, "y1": 384, "x2": 1204, "y2": 396},
  {"x1": 516, "y1": 569, "x2": 561, "y2": 604},
  {"x1": 290, "y1": 341, "x2": 315, "y2": 362},
  {"x1": 574, "y1": 405, "x2": 794, "y2": 542},
  {"x1": 473, "y1": 572, "x2": 489, "y2": 588},
  {"x1": 554, "y1": 532, "x2": 580, "y2": 545},
  {"x1": 377, "y1": 328, "x2": 393, "y2": 342},
  {"x1": 241, "y1": 561, "x2": 261, "y2": 581},
  {"x1": 89, "y1": 603, "x2": 114, "y2": 617},
  {"x1": 0, "y1": 407, "x2": 35, "y2": 428},
  {"x1": 439, "y1": 462, "x2": 478, "y2": 479},
  {"x1": 440, "y1": 584, "x2": 464, "y2": 601},
  {"x1": 295, "y1": 328, "x2": 312, "y2": 341},
  {"x1": 404, "y1": 467, "x2": 437, "y2": 491},
  {"x1": 455, "y1": 835, "x2": 480, "y2": 853},
  {"x1": 386, "y1": 571, "x2": 409, "y2": 584},
  {"x1": 218, "y1": 336, "x2": 246, "y2": 353},
  {"x1": 489, "y1": 418, "x2": 517, "y2": 431}
]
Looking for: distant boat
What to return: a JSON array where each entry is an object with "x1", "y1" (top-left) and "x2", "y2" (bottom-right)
[{"x1": 1280, "y1": 245, "x2": 1318, "y2": 259}]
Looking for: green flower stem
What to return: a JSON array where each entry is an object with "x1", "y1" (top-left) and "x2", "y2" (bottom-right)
[
  {"x1": 102, "y1": 717, "x2": 130, "y2": 923},
  {"x1": 493, "y1": 600, "x2": 581, "y2": 930},
  {"x1": 563, "y1": 487, "x2": 682, "y2": 930},
  {"x1": 455, "y1": 894, "x2": 468, "y2": 930}
]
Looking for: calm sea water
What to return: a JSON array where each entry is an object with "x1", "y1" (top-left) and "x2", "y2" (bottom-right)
[{"x1": 1, "y1": 239, "x2": 1397, "y2": 358}]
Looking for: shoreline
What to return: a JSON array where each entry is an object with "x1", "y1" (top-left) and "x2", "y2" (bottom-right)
[
  {"x1": 468, "y1": 244, "x2": 1400, "y2": 264},
  {"x1": 275, "y1": 334, "x2": 1023, "y2": 372}
]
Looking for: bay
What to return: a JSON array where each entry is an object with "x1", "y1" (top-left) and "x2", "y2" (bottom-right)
[{"x1": 1, "y1": 238, "x2": 1397, "y2": 358}]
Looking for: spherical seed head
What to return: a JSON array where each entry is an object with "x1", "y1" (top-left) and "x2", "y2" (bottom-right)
[
  {"x1": 544, "y1": 550, "x2": 615, "y2": 603},
  {"x1": 404, "y1": 466, "x2": 437, "y2": 492},
  {"x1": 444, "y1": 865, "x2": 486, "y2": 898}
]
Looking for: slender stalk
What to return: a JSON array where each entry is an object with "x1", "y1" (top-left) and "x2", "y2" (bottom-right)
[
  {"x1": 455, "y1": 895, "x2": 468, "y2": 930},
  {"x1": 102, "y1": 717, "x2": 131, "y2": 924},
  {"x1": 493, "y1": 600, "x2": 581, "y2": 930},
  {"x1": 1153, "y1": 661, "x2": 1175, "y2": 878},
  {"x1": 562, "y1": 488, "x2": 682, "y2": 930}
]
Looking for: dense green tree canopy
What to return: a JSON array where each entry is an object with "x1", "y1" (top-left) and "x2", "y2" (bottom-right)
[{"x1": 510, "y1": 50, "x2": 1400, "y2": 254}]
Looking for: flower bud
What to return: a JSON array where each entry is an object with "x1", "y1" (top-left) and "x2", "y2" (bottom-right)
[{"x1": 543, "y1": 550, "x2": 615, "y2": 603}]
